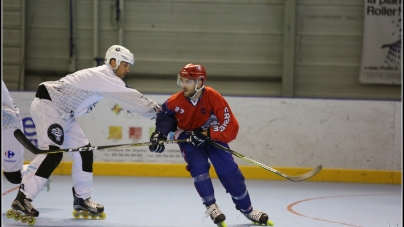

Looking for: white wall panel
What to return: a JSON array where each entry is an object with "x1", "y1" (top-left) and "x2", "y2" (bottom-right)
[
  {"x1": 10, "y1": 91, "x2": 400, "y2": 170},
  {"x1": 227, "y1": 97, "x2": 401, "y2": 170},
  {"x1": 393, "y1": 102, "x2": 402, "y2": 169}
]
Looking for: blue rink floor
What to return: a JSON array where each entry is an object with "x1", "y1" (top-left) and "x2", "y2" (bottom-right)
[{"x1": 1, "y1": 175, "x2": 402, "y2": 227}]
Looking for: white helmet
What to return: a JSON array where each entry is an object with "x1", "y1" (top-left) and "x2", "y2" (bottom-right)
[{"x1": 104, "y1": 45, "x2": 135, "y2": 70}]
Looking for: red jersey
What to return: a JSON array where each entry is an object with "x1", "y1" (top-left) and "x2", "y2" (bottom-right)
[{"x1": 155, "y1": 87, "x2": 239, "y2": 143}]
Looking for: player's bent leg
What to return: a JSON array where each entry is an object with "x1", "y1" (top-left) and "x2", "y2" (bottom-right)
[
  {"x1": 21, "y1": 164, "x2": 29, "y2": 176},
  {"x1": 2, "y1": 127, "x2": 25, "y2": 174},
  {"x1": 43, "y1": 177, "x2": 52, "y2": 192},
  {"x1": 10, "y1": 185, "x2": 40, "y2": 217},
  {"x1": 20, "y1": 163, "x2": 51, "y2": 192},
  {"x1": 217, "y1": 169, "x2": 253, "y2": 212},
  {"x1": 180, "y1": 142, "x2": 226, "y2": 226},
  {"x1": 184, "y1": 148, "x2": 216, "y2": 205},
  {"x1": 22, "y1": 151, "x2": 63, "y2": 200},
  {"x1": 219, "y1": 170, "x2": 274, "y2": 225},
  {"x1": 69, "y1": 148, "x2": 106, "y2": 219},
  {"x1": 191, "y1": 166, "x2": 226, "y2": 225},
  {"x1": 3, "y1": 170, "x2": 22, "y2": 184},
  {"x1": 207, "y1": 144, "x2": 251, "y2": 213},
  {"x1": 181, "y1": 143, "x2": 215, "y2": 204},
  {"x1": 69, "y1": 148, "x2": 93, "y2": 200}
]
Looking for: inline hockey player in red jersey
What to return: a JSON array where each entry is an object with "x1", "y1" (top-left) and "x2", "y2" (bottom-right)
[{"x1": 149, "y1": 63, "x2": 274, "y2": 226}]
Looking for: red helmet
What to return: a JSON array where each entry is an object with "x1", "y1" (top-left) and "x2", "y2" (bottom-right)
[{"x1": 178, "y1": 63, "x2": 207, "y2": 82}]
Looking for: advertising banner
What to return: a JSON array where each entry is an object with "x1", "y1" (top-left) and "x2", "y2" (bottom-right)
[
  {"x1": 75, "y1": 95, "x2": 184, "y2": 163},
  {"x1": 359, "y1": 0, "x2": 402, "y2": 84},
  {"x1": 12, "y1": 92, "x2": 184, "y2": 163},
  {"x1": 8, "y1": 92, "x2": 402, "y2": 170}
]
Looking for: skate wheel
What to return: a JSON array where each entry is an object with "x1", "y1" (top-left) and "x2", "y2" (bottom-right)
[
  {"x1": 6, "y1": 209, "x2": 15, "y2": 218},
  {"x1": 72, "y1": 210, "x2": 81, "y2": 218},
  {"x1": 267, "y1": 219, "x2": 275, "y2": 226},
  {"x1": 81, "y1": 210, "x2": 90, "y2": 219},
  {"x1": 99, "y1": 212, "x2": 106, "y2": 220},
  {"x1": 27, "y1": 216, "x2": 36, "y2": 226},
  {"x1": 217, "y1": 221, "x2": 227, "y2": 227},
  {"x1": 21, "y1": 215, "x2": 29, "y2": 223},
  {"x1": 14, "y1": 212, "x2": 22, "y2": 221},
  {"x1": 252, "y1": 220, "x2": 275, "y2": 226}
]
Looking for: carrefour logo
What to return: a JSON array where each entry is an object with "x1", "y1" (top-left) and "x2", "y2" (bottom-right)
[
  {"x1": 5, "y1": 150, "x2": 15, "y2": 159},
  {"x1": 4, "y1": 150, "x2": 15, "y2": 162}
]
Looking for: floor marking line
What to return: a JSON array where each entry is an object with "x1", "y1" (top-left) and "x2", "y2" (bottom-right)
[
  {"x1": 287, "y1": 193, "x2": 399, "y2": 227},
  {"x1": 2, "y1": 185, "x2": 19, "y2": 196}
]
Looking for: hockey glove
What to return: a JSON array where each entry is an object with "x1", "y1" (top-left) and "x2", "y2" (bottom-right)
[
  {"x1": 149, "y1": 132, "x2": 167, "y2": 153},
  {"x1": 190, "y1": 128, "x2": 210, "y2": 148}
]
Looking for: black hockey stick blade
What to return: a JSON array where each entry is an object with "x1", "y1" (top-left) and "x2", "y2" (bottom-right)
[
  {"x1": 14, "y1": 129, "x2": 188, "y2": 155},
  {"x1": 208, "y1": 140, "x2": 322, "y2": 182}
]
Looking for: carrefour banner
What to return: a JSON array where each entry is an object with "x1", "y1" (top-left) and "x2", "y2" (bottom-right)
[{"x1": 359, "y1": 0, "x2": 402, "y2": 84}]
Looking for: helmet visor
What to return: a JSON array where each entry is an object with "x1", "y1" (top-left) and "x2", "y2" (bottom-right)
[{"x1": 177, "y1": 75, "x2": 197, "y2": 87}]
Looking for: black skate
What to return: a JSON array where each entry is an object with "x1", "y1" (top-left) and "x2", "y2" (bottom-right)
[
  {"x1": 6, "y1": 186, "x2": 39, "y2": 226},
  {"x1": 237, "y1": 206, "x2": 274, "y2": 226},
  {"x1": 72, "y1": 187, "x2": 106, "y2": 220},
  {"x1": 205, "y1": 203, "x2": 227, "y2": 227}
]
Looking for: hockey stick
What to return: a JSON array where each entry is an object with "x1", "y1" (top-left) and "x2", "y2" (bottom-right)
[
  {"x1": 14, "y1": 129, "x2": 188, "y2": 155},
  {"x1": 208, "y1": 141, "x2": 322, "y2": 182}
]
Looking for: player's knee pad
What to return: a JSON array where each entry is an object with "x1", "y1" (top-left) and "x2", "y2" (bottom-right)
[
  {"x1": 3, "y1": 170, "x2": 22, "y2": 184},
  {"x1": 218, "y1": 169, "x2": 247, "y2": 195},
  {"x1": 79, "y1": 143, "x2": 93, "y2": 172},
  {"x1": 193, "y1": 172, "x2": 215, "y2": 204},
  {"x1": 35, "y1": 146, "x2": 63, "y2": 178},
  {"x1": 186, "y1": 159, "x2": 211, "y2": 176}
]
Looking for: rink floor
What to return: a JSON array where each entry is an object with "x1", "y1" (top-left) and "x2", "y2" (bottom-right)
[{"x1": 1, "y1": 175, "x2": 402, "y2": 227}]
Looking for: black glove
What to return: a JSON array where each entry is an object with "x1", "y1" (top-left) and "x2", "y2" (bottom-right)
[
  {"x1": 149, "y1": 132, "x2": 167, "y2": 153},
  {"x1": 190, "y1": 128, "x2": 210, "y2": 148}
]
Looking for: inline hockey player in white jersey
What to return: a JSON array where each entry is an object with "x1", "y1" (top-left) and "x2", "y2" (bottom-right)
[
  {"x1": 2, "y1": 80, "x2": 52, "y2": 193},
  {"x1": 2, "y1": 80, "x2": 27, "y2": 183},
  {"x1": 8, "y1": 45, "x2": 160, "y2": 224}
]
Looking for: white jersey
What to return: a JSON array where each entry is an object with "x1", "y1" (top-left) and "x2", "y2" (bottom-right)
[
  {"x1": 2, "y1": 80, "x2": 22, "y2": 130},
  {"x1": 40, "y1": 64, "x2": 159, "y2": 120},
  {"x1": 2, "y1": 80, "x2": 24, "y2": 173},
  {"x1": 2, "y1": 80, "x2": 19, "y2": 111}
]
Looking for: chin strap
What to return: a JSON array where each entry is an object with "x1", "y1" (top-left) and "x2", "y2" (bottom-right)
[{"x1": 190, "y1": 84, "x2": 204, "y2": 99}]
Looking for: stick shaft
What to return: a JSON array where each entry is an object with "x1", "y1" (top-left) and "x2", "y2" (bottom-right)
[
  {"x1": 14, "y1": 129, "x2": 187, "y2": 154},
  {"x1": 208, "y1": 140, "x2": 322, "y2": 182}
]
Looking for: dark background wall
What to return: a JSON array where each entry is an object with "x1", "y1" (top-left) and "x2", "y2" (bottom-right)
[{"x1": 2, "y1": 0, "x2": 401, "y2": 100}]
